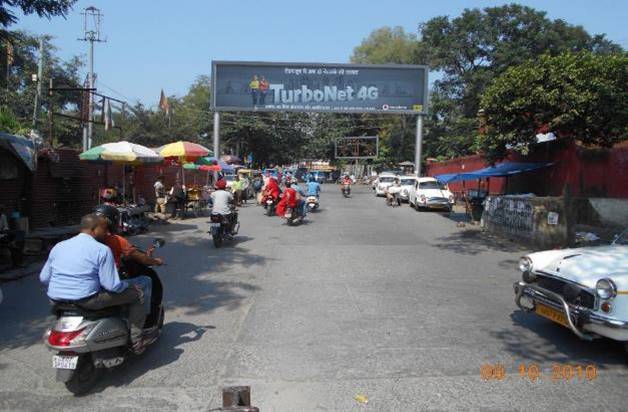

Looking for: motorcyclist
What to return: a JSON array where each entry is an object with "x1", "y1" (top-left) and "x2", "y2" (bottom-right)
[
  {"x1": 94, "y1": 204, "x2": 164, "y2": 327},
  {"x1": 386, "y1": 178, "x2": 402, "y2": 206},
  {"x1": 211, "y1": 179, "x2": 238, "y2": 233},
  {"x1": 276, "y1": 183, "x2": 300, "y2": 218},
  {"x1": 39, "y1": 214, "x2": 152, "y2": 353},
  {"x1": 340, "y1": 174, "x2": 352, "y2": 193},
  {"x1": 290, "y1": 182, "x2": 308, "y2": 217},
  {"x1": 306, "y1": 177, "x2": 321, "y2": 198},
  {"x1": 262, "y1": 177, "x2": 281, "y2": 204}
]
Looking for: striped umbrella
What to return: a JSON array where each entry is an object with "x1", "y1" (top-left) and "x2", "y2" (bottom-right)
[
  {"x1": 79, "y1": 141, "x2": 162, "y2": 163},
  {"x1": 158, "y1": 141, "x2": 212, "y2": 161},
  {"x1": 79, "y1": 141, "x2": 163, "y2": 202}
]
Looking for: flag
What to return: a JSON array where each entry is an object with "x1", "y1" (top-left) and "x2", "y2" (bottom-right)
[
  {"x1": 159, "y1": 89, "x2": 170, "y2": 115},
  {"x1": 104, "y1": 98, "x2": 114, "y2": 131}
]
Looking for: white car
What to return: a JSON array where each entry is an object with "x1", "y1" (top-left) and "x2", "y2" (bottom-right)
[
  {"x1": 514, "y1": 229, "x2": 628, "y2": 351},
  {"x1": 408, "y1": 177, "x2": 455, "y2": 211},
  {"x1": 397, "y1": 176, "x2": 418, "y2": 202},
  {"x1": 374, "y1": 173, "x2": 397, "y2": 197}
]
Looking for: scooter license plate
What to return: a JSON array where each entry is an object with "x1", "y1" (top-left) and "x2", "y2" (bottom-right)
[
  {"x1": 210, "y1": 223, "x2": 221, "y2": 228},
  {"x1": 52, "y1": 355, "x2": 78, "y2": 369}
]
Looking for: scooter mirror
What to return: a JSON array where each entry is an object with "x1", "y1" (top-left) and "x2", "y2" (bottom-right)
[{"x1": 152, "y1": 238, "x2": 165, "y2": 248}]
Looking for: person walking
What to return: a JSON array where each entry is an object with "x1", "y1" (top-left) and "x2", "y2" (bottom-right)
[{"x1": 153, "y1": 176, "x2": 167, "y2": 216}]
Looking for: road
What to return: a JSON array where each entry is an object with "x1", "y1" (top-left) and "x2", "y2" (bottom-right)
[{"x1": 1, "y1": 185, "x2": 627, "y2": 411}]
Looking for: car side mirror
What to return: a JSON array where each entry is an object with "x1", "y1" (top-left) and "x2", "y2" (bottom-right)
[{"x1": 152, "y1": 238, "x2": 165, "y2": 248}]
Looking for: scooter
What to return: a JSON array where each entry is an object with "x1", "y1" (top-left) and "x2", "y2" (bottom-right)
[
  {"x1": 386, "y1": 192, "x2": 401, "y2": 207},
  {"x1": 284, "y1": 206, "x2": 304, "y2": 226},
  {"x1": 306, "y1": 195, "x2": 319, "y2": 211},
  {"x1": 342, "y1": 184, "x2": 351, "y2": 198},
  {"x1": 209, "y1": 212, "x2": 239, "y2": 248},
  {"x1": 263, "y1": 196, "x2": 278, "y2": 217},
  {"x1": 43, "y1": 239, "x2": 166, "y2": 395}
]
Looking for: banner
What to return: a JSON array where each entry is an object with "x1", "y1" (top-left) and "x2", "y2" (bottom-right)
[{"x1": 212, "y1": 61, "x2": 428, "y2": 114}]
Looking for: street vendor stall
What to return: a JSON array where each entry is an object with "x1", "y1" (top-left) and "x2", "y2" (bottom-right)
[{"x1": 79, "y1": 141, "x2": 163, "y2": 234}]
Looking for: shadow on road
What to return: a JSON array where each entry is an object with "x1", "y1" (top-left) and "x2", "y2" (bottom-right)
[
  {"x1": 432, "y1": 228, "x2": 528, "y2": 255},
  {"x1": 91, "y1": 321, "x2": 215, "y2": 391},
  {"x1": 491, "y1": 310, "x2": 626, "y2": 367},
  {"x1": 0, "y1": 221, "x2": 266, "y2": 350}
]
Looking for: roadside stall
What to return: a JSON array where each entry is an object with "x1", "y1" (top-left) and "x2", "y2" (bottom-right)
[
  {"x1": 79, "y1": 141, "x2": 163, "y2": 234},
  {"x1": 157, "y1": 141, "x2": 211, "y2": 218}
]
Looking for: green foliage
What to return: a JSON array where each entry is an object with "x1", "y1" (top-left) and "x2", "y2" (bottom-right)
[
  {"x1": 0, "y1": 0, "x2": 77, "y2": 40},
  {"x1": 478, "y1": 52, "x2": 628, "y2": 161},
  {"x1": 0, "y1": 105, "x2": 28, "y2": 134},
  {"x1": 350, "y1": 4, "x2": 623, "y2": 163}
]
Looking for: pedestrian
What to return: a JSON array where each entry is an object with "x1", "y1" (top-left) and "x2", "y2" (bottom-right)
[
  {"x1": 169, "y1": 180, "x2": 186, "y2": 219},
  {"x1": 0, "y1": 205, "x2": 25, "y2": 268},
  {"x1": 153, "y1": 175, "x2": 167, "y2": 216},
  {"x1": 232, "y1": 175, "x2": 244, "y2": 207}
]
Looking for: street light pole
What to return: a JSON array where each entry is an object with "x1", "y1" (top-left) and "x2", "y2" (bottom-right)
[
  {"x1": 79, "y1": 6, "x2": 105, "y2": 151},
  {"x1": 32, "y1": 37, "x2": 44, "y2": 129},
  {"x1": 213, "y1": 111, "x2": 220, "y2": 158},
  {"x1": 415, "y1": 114, "x2": 423, "y2": 176}
]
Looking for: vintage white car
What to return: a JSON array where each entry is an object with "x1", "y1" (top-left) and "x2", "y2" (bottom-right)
[
  {"x1": 397, "y1": 176, "x2": 418, "y2": 202},
  {"x1": 408, "y1": 177, "x2": 455, "y2": 211},
  {"x1": 514, "y1": 229, "x2": 628, "y2": 351},
  {"x1": 374, "y1": 173, "x2": 397, "y2": 197}
]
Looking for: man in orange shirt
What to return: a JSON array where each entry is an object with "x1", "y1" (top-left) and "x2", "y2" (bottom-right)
[{"x1": 94, "y1": 205, "x2": 164, "y2": 327}]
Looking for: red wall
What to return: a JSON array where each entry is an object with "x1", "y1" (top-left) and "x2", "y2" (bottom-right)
[{"x1": 425, "y1": 140, "x2": 628, "y2": 198}]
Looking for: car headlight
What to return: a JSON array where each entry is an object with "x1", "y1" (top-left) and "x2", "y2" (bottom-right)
[
  {"x1": 518, "y1": 256, "x2": 532, "y2": 273},
  {"x1": 596, "y1": 278, "x2": 616, "y2": 299}
]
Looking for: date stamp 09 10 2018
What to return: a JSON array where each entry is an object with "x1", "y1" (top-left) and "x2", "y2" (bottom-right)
[{"x1": 480, "y1": 362, "x2": 598, "y2": 383}]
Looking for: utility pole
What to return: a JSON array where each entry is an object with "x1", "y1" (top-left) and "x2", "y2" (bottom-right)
[
  {"x1": 78, "y1": 6, "x2": 105, "y2": 151},
  {"x1": 32, "y1": 37, "x2": 44, "y2": 129},
  {"x1": 415, "y1": 114, "x2": 424, "y2": 176}
]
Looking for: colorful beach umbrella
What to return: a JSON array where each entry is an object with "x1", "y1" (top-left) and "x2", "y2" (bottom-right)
[
  {"x1": 158, "y1": 141, "x2": 212, "y2": 161},
  {"x1": 79, "y1": 141, "x2": 163, "y2": 163}
]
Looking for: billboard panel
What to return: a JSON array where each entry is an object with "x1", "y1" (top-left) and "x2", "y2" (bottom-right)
[
  {"x1": 212, "y1": 61, "x2": 428, "y2": 114},
  {"x1": 335, "y1": 136, "x2": 379, "y2": 159}
]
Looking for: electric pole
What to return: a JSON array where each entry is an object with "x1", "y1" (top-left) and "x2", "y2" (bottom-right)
[
  {"x1": 32, "y1": 37, "x2": 44, "y2": 129},
  {"x1": 78, "y1": 6, "x2": 105, "y2": 151}
]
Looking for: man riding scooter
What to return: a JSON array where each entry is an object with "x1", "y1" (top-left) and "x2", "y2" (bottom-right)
[
  {"x1": 386, "y1": 178, "x2": 402, "y2": 207},
  {"x1": 39, "y1": 214, "x2": 152, "y2": 353},
  {"x1": 261, "y1": 177, "x2": 281, "y2": 215},
  {"x1": 210, "y1": 178, "x2": 239, "y2": 234}
]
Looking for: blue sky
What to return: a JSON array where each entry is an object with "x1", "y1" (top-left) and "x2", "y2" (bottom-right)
[{"x1": 16, "y1": 0, "x2": 628, "y2": 106}]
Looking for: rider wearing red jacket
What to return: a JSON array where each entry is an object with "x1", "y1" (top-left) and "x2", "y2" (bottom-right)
[{"x1": 275, "y1": 186, "x2": 299, "y2": 217}]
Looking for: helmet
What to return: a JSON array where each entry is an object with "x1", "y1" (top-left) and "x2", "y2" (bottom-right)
[
  {"x1": 215, "y1": 179, "x2": 227, "y2": 190},
  {"x1": 94, "y1": 204, "x2": 119, "y2": 232},
  {"x1": 309, "y1": 176, "x2": 316, "y2": 183}
]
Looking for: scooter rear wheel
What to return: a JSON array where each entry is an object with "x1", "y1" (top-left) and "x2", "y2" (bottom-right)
[{"x1": 64, "y1": 354, "x2": 103, "y2": 396}]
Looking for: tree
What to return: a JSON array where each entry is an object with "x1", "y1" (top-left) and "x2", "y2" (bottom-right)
[
  {"x1": 350, "y1": 4, "x2": 623, "y2": 162},
  {"x1": 1, "y1": 0, "x2": 76, "y2": 40},
  {"x1": 478, "y1": 52, "x2": 628, "y2": 161}
]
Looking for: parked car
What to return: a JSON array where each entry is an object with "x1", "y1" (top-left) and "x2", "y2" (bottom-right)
[
  {"x1": 514, "y1": 229, "x2": 628, "y2": 352},
  {"x1": 398, "y1": 176, "x2": 418, "y2": 202},
  {"x1": 408, "y1": 177, "x2": 454, "y2": 211},
  {"x1": 374, "y1": 173, "x2": 397, "y2": 197}
]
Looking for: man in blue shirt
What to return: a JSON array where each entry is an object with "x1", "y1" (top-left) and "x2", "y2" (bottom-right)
[
  {"x1": 306, "y1": 177, "x2": 321, "y2": 198},
  {"x1": 40, "y1": 214, "x2": 152, "y2": 352}
]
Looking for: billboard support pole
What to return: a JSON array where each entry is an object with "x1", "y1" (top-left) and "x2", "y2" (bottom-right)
[
  {"x1": 415, "y1": 114, "x2": 423, "y2": 176},
  {"x1": 213, "y1": 111, "x2": 220, "y2": 158}
]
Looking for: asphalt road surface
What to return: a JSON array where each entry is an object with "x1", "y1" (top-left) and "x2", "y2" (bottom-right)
[{"x1": 1, "y1": 186, "x2": 627, "y2": 411}]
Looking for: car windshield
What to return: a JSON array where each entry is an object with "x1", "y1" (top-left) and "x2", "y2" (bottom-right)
[
  {"x1": 419, "y1": 181, "x2": 444, "y2": 190},
  {"x1": 379, "y1": 177, "x2": 395, "y2": 183},
  {"x1": 614, "y1": 229, "x2": 628, "y2": 245},
  {"x1": 400, "y1": 179, "x2": 415, "y2": 186}
]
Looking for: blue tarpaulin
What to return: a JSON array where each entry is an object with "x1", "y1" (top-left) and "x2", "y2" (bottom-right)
[{"x1": 435, "y1": 162, "x2": 553, "y2": 184}]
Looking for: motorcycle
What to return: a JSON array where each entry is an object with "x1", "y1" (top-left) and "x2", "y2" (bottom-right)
[
  {"x1": 284, "y1": 206, "x2": 304, "y2": 226},
  {"x1": 342, "y1": 184, "x2": 351, "y2": 198},
  {"x1": 263, "y1": 196, "x2": 278, "y2": 216},
  {"x1": 43, "y1": 238, "x2": 166, "y2": 395},
  {"x1": 209, "y1": 212, "x2": 239, "y2": 248},
  {"x1": 386, "y1": 191, "x2": 401, "y2": 207},
  {"x1": 306, "y1": 195, "x2": 319, "y2": 211}
]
